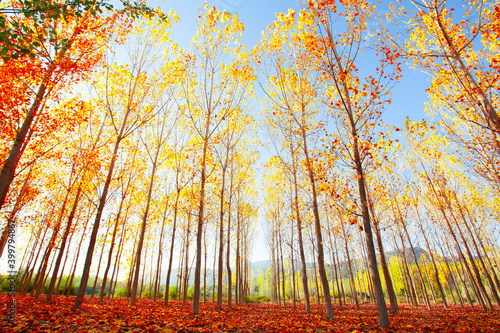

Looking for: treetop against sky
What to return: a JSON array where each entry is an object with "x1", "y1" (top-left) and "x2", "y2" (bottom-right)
[
  {"x1": 164, "y1": 0, "x2": 429, "y2": 125},
  {"x1": 159, "y1": 0, "x2": 430, "y2": 263}
]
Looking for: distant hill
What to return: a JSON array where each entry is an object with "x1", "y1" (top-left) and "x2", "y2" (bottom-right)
[
  {"x1": 248, "y1": 247, "x2": 429, "y2": 282},
  {"x1": 386, "y1": 246, "x2": 428, "y2": 265},
  {"x1": 251, "y1": 260, "x2": 271, "y2": 271}
]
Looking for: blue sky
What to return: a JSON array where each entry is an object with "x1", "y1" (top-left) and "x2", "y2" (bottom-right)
[
  {"x1": 166, "y1": 0, "x2": 301, "y2": 49},
  {"x1": 162, "y1": 0, "x2": 431, "y2": 128}
]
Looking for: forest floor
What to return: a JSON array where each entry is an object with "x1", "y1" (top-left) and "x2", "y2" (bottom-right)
[{"x1": 1, "y1": 294, "x2": 499, "y2": 332}]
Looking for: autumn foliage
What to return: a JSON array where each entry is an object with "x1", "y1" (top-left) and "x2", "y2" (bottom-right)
[{"x1": 1, "y1": 0, "x2": 500, "y2": 332}]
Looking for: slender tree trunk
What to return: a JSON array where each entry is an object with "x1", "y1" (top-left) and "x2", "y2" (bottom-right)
[
  {"x1": 235, "y1": 205, "x2": 241, "y2": 306},
  {"x1": 65, "y1": 216, "x2": 90, "y2": 297},
  {"x1": 392, "y1": 235, "x2": 412, "y2": 305},
  {"x1": 34, "y1": 185, "x2": 73, "y2": 298},
  {"x1": 290, "y1": 144, "x2": 311, "y2": 313},
  {"x1": 19, "y1": 223, "x2": 47, "y2": 294},
  {"x1": 46, "y1": 185, "x2": 83, "y2": 301},
  {"x1": 400, "y1": 231, "x2": 420, "y2": 305},
  {"x1": 217, "y1": 166, "x2": 227, "y2": 310},
  {"x1": 56, "y1": 230, "x2": 74, "y2": 294},
  {"x1": 74, "y1": 137, "x2": 124, "y2": 309},
  {"x1": 422, "y1": 167, "x2": 490, "y2": 310},
  {"x1": 0, "y1": 214, "x2": 17, "y2": 259},
  {"x1": 130, "y1": 161, "x2": 159, "y2": 306},
  {"x1": 110, "y1": 220, "x2": 128, "y2": 298},
  {"x1": 350, "y1": 134, "x2": 389, "y2": 326},
  {"x1": 276, "y1": 235, "x2": 281, "y2": 305},
  {"x1": 416, "y1": 212, "x2": 448, "y2": 307},
  {"x1": 164, "y1": 190, "x2": 180, "y2": 305},
  {"x1": 226, "y1": 186, "x2": 233, "y2": 309},
  {"x1": 290, "y1": 220, "x2": 297, "y2": 311},
  {"x1": 326, "y1": 222, "x2": 338, "y2": 307},
  {"x1": 212, "y1": 226, "x2": 218, "y2": 303},
  {"x1": 469, "y1": 213, "x2": 500, "y2": 294},
  {"x1": 294, "y1": 196, "x2": 311, "y2": 312},
  {"x1": 182, "y1": 217, "x2": 191, "y2": 304},
  {"x1": 332, "y1": 235, "x2": 343, "y2": 308},
  {"x1": 339, "y1": 212, "x2": 359, "y2": 309},
  {"x1": 40, "y1": 251, "x2": 58, "y2": 295},
  {"x1": 367, "y1": 193, "x2": 398, "y2": 313},
  {"x1": 453, "y1": 196, "x2": 500, "y2": 308},
  {"x1": 154, "y1": 204, "x2": 168, "y2": 302},
  {"x1": 177, "y1": 233, "x2": 186, "y2": 301},
  {"x1": 203, "y1": 227, "x2": 207, "y2": 303},
  {"x1": 373, "y1": 218, "x2": 398, "y2": 312},
  {"x1": 421, "y1": 256, "x2": 437, "y2": 304},
  {"x1": 301, "y1": 127, "x2": 333, "y2": 319},
  {"x1": 91, "y1": 224, "x2": 111, "y2": 298},
  {"x1": 126, "y1": 236, "x2": 139, "y2": 298},
  {"x1": 442, "y1": 236, "x2": 475, "y2": 307},
  {"x1": 312, "y1": 253, "x2": 320, "y2": 305},
  {"x1": 99, "y1": 194, "x2": 128, "y2": 304},
  {"x1": 431, "y1": 230, "x2": 463, "y2": 306},
  {"x1": 400, "y1": 219, "x2": 431, "y2": 309},
  {"x1": 454, "y1": 257, "x2": 474, "y2": 307},
  {"x1": 459, "y1": 251, "x2": 484, "y2": 307},
  {"x1": 442, "y1": 193, "x2": 494, "y2": 309},
  {"x1": 279, "y1": 227, "x2": 286, "y2": 305},
  {"x1": 359, "y1": 235, "x2": 375, "y2": 304},
  {"x1": 358, "y1": 263, "x2": 367, "y2": 303},
  {"x1": 139, "y1": 245, "x2": 149, "y2": 299},
  {"x1": 193, "y1": 125, "x2": 211, "y2": 315},
  {"x1": 270, "y1": 231, "x2": 277, "y2": 304}
]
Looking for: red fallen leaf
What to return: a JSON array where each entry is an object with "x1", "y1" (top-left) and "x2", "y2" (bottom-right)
[{"x1": 2, "y1": 294, "x2": 500, "y2": 332}]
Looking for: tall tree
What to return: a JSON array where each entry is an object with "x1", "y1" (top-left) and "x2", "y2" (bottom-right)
[
  {"x1": 307, "y1": 0, "x2": 403, "y2": 327},
  {"x1": 73, "y1": 18, "x2": 171, "y2": 309},
  {"x1": 255, "y1": 9, "x2": 333, "y2": 318},
  {"x1": 0, "y1": 1, "x2": 132, "y2": 212},
  {"x1": 177, "y1": 4, "x2": 254, "y2": 315},
  {"x1": 129, "y1": 48, "x2": 177, "y2": 306}
]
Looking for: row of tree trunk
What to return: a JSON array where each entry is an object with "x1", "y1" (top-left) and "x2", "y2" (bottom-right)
[
  {"x1": 264, "y1": 185, "x2": 500, "y2": 313},
  {"x1": 14, "y1": 185, "x2": 254, "y2": 307}
]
